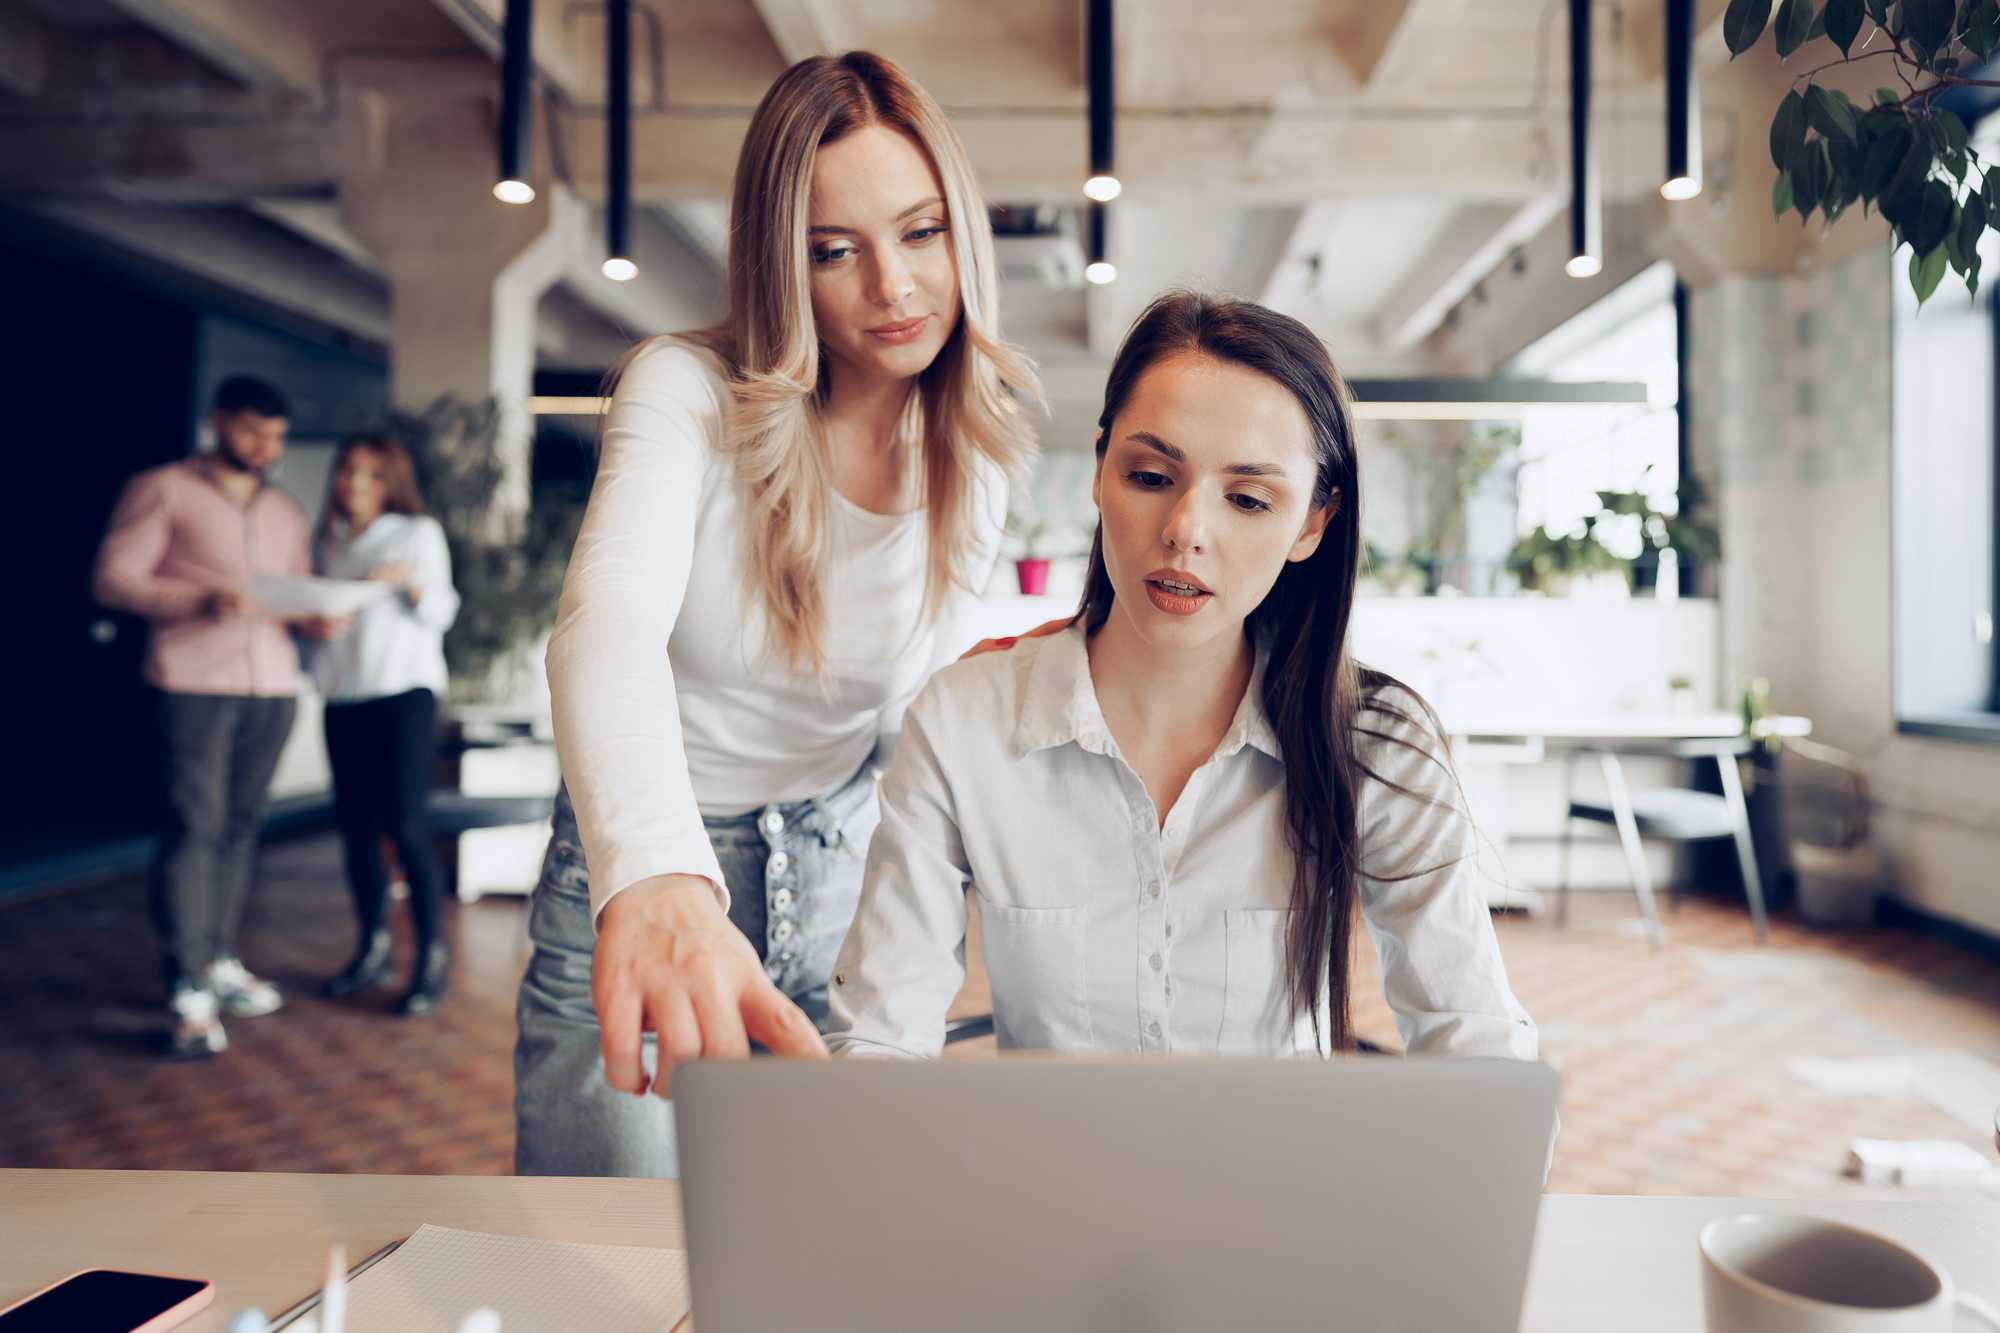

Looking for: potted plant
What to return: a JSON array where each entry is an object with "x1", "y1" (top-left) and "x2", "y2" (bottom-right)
[{"x1": 1008, "y1": 512, "x2": 1052, "y2": 595}]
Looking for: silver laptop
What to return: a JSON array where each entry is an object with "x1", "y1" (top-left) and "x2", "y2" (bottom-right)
[{"x1": 674, "y1": 1056, "x2": 1559, "y2": 1333}]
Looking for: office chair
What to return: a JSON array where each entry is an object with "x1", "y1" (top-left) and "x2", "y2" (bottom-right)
[{"x1": 1558, "y1": 737, "x2": 1771, "y2": 953}]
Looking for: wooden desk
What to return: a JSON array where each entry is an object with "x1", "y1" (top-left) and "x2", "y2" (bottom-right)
[{"x1": 5, "y1": 1170, "x2": 1999, "y2": 1332}]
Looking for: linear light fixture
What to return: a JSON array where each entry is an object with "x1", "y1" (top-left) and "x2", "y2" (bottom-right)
[
  {"x1": 1662, "y1": 0, "x2": 1702, "y2": 200},
  {"x1": 1566, "y1": 0, "x2": 1601, "y2": 277},
  {"x1": 1348, "y1": 378, "x2": 1647, "y2": 420},
  {"x1": 1084, "y1": 0, "x2": 1118, "y2": 271},
  {"x1": 495, "y1": 0, "x2": 535, "y2": 203},
  {"x1": 601, "y1": 0, "x2": 635, "y2": 279}
]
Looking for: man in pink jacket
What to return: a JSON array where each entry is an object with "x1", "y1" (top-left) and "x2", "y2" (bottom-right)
[{"x1": 94, "y1": 376, "x2": 331, "y2": 1058}]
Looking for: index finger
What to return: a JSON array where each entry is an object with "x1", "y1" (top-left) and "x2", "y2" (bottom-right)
[{"x1": 743, "y1": 985, "x2": 830, "y2": 1060}]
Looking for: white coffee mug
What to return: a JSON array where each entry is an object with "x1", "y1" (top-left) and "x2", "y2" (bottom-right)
[{"x1": 1701, "y1": 1213, "x2": 2000, "y2": 1332}]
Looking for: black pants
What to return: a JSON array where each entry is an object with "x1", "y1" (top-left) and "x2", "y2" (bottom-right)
[
  {"x1": 324, "y1": 688, "x2": 444, "y2": 958},
  {"x1": 152, "y1": 691, "x2": 298, "y2": 987}
]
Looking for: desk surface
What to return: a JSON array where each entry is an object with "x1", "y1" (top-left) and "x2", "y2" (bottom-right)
[{"x1": 5, "y1": 1170, "x2": 1997, "y2": 1332}]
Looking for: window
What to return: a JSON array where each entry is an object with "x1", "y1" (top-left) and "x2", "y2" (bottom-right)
[{"x1": 1893, "y1": 242, "x2": 2000, "y2": 742}]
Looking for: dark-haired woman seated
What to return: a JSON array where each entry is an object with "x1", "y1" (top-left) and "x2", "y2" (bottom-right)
[{"x1": 826, "y1": 291, "x2": 1535, "y2": 1058}]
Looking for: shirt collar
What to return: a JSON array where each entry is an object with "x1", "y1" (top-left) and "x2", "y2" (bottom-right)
[{"x1": 1014, "y1": 623, "x2": 1282, "y2": 763}]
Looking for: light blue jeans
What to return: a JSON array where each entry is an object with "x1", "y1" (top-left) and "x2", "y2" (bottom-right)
[{"x1": 513, "y1": 766, "x2": 879, "y2": 1177}]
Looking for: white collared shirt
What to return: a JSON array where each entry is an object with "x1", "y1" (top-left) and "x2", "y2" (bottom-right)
[{"x1": 826, "y1": 624, "x2": 1538, "y2": 1061}]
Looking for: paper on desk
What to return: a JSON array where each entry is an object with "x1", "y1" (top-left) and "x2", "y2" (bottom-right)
[
  {"x1": 247, "y1": 573, "x2": 391, "y2": 619},
  {"x1": 342, "y1": 1225, "x2": 689, "y2": 1333}
]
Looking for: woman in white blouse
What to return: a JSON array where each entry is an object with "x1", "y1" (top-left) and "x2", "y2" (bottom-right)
[
  {"x1": 312, "y1": 435, "x2": 460, "y2": 1015},
  {"x1": 513, "y1": 51, "x2": 1041, "y2": 1175},
  {"x1": 826, "y1": 291, "x2": 1537, "y2": 1060}
]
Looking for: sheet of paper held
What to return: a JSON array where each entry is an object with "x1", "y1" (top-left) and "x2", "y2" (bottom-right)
[
  {"x1": 247, "y1": 573, "x2": 392, "y2": 619},
  {"x1": 340, "y1": 1224, "x2": 691, "y2": 1333}
]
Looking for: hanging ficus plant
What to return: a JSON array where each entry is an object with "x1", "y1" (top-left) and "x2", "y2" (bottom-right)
[{"x1": 1725, "y1": 0, "x2": 1999, "y2": 303}]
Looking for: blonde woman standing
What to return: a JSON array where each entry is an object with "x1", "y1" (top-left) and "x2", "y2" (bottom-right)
[{"x1": 514, "y1": 51, "x2": 1041, "y2": 1176}]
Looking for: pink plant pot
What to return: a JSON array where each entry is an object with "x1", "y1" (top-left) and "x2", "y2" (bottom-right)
[{"x1": 1015, "y1": 558, "x2": 1051, "y2": 596}]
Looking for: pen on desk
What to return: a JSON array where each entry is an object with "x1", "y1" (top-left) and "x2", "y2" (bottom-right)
[{"x1": 268, "y1": 1238, "x2": 401, "y2": 1332}]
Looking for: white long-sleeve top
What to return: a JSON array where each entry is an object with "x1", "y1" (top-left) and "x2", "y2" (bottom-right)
[
  {"x1": 311, "y1": 512, "x2": 458, "y2": 702},
  {"x1": 826, "y1": 625, "x2": 1538, "y2": 1061},
  {"x1": 546, "y1": 338, "x2": 1007, "y2": 923}
]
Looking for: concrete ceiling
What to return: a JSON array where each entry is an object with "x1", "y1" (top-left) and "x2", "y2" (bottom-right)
[{"x1": 1, "y1": 0, "x2": 1806, "y2": 401}]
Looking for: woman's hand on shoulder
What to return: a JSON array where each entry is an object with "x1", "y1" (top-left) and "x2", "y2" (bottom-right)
[
  {"x1": 958, "y1": 617, "x2": 1069, "y2": 661},
  {"x1": 592, "y1": 873, "x2": 828, "y2": 1095}
]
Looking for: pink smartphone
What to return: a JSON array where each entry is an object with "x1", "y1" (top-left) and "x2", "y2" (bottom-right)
[{"x1": 0, "y1": 1269, "x2": 213, "y2": 1333}]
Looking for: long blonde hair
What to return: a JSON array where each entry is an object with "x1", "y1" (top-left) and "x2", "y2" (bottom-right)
[{"x1": 633, "y1": 51, "x2": 1041, "y2": 669}]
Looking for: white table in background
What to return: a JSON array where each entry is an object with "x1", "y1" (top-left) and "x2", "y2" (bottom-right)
[{"x1": 1439, "y1": 713, "x2": 1812, "y2": 910}]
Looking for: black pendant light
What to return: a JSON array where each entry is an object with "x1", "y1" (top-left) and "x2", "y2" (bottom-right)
[
  {"x1": 1662, "y1": 0, "x2": 1702, "y2": 200},
  {"x1": 1566, "y1": 0, "x2": 1601, "y2": 277},
  {"x1": 1084, "y1": 0, "x2": 1117, "y2": 283},
  {"x1": 602, "y1": 0, "x2": 635, "y2": 279},
  {"x1": 494, "y1": 0, "x2": 535, "y2": 202}
]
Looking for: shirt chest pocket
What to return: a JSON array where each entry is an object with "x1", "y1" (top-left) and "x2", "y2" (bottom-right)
[
  {"x1": 974, "y1": 893, "x2": 1092, "y2": 1051},
  {"x1": 1220, "y1": 908, "x2": 1298, "y2": 1053}
]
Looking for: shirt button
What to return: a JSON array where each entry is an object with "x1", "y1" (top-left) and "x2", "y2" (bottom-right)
[
  {"x1": 772, "y1": 920, "x2": 795, "y2": 943},
  {"x1": 761, "y1": 809, "x2": 785, "y2": 837},
  {"x1": 767, "y1": 851, "x2": 790, "y2": 876},
  {"x1": 1146, "y1": 881, "x2": 1161, "y2": 897},
  {"x1": 1148, "y1": 1022, "x2": 1162, "y2": 1037},
  {"x1": 772, "y1": 888, "x2": 794, "y2": 910},
  {"x1": 1149, "y1": 954, "x2": 1163, "y2": 971}
]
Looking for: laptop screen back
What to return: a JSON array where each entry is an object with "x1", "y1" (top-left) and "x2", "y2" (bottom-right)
[{"x1": 675, "y1": 1056, "x2": 1559, "y2": 1333}]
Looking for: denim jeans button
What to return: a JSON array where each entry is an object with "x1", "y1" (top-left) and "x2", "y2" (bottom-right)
[
  {"x1": 772, "y1": 888, "x2": 793, "y2": 910},
  {"x1": 760, "y1": 808, "x2": 784, "y2": 838},
  {"x1": 772, "y1": 919, "x2": 795, "y2": 943},
  {"x1": 767, "y1": 851, "x2": 790, "y2": 876}
]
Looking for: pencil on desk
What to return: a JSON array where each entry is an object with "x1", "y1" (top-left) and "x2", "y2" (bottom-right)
[{"x1": 268, "y1": 1238, "x2": 401, "y2": 1332}]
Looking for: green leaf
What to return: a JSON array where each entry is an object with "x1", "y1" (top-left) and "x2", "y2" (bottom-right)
[
  {"x1": 1796, "y1": 141, "x2": 1829, "y2": 218},
  {"x1": 1827, "y1": 0, "x2": 1868, "y2": 48},
  {"x1": 1911, "y1": 178, "x2": 1957, "y2": 251},
  {"x1": 1774, "y1": 169, "x2": 1796, "y2": 217},
  {"x1": 1776, "y1": 0, "x2": 1816, "y2": 52},
  {"x1": 1809, "y1": 6, "x2": 1830, "y2": 37},
  {"x1": 1862, "y1": 126, "x2": 1914, "y2": 201},
  {"x1": 1805, "y1": 85, "x2": 1860, "y2": 141},
  {"x1": 1883, "y1": 135, "x2": 1936, "y2": 205},
  {"x1": 1969, "y1": 0, "x2": 2000, "y2": 60},
  {"x1": 1727, "y1": 0, "x2": 1777, "y2": 52},
  {"x1": 1961, "y1": 189, "x2": 1988, "y2": 257},
  {"x1": 1827, "y1": 136, "x2": 1865, "y2": 202},
  {"x1": 1867, "y1": 0, "x2": 1890, "y2": 20},
  {"x1": 1940, "y1": 109, "x2": 1970, "y2": 153},
  {"x1": 1912, "y1": 243, "x2": 1950, "y2": 303},
  {"x1": 1948, "y1": 149, "x2": 1970, "y2": 181},
  {"x1": 1771, "y1": 90, "x2": 1810, "y2": 171},
  {"x1": 1905, "y1": 0, "x2": 1956, "y2": 54},
  {"x1": 1945, "y1": 204, "x2": 1968, "y2": 270}
]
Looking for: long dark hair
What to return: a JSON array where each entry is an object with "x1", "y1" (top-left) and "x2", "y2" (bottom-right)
[{"x1": 1074, "y1": 290, "x2": 1452, "y2": 1053}]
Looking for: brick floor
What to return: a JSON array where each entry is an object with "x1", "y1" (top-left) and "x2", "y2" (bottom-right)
[{"x1": 7, "y1": 833, "x2": 2000, "y2": 1200}]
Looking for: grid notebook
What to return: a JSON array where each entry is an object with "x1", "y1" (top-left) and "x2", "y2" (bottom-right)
[{"x1": 343, "y1": 1223, "x2": 691, "y2": 1333}]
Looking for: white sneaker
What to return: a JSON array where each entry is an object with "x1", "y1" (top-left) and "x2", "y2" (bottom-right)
[
  {"x1": 203, "y1": 956, "x2": 284, "y2": 1017},
  {"x1": 168, "y1": 984, "x2": 228, "y2": 1059}
]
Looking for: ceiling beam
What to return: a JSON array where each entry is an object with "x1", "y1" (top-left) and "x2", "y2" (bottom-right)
[
  {"x1": 1369, "y1": 194, "x2": 1566, "y2": 353},
  {"x1": 102, "y1": 0, "x2": 321, "y2": 92},
  {"x1": 748, "y1": 0, "x2": 855, "y2": 64}
]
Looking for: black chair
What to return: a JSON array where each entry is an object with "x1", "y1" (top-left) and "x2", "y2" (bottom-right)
[{"x1": 1557, "y1": 737, "x2": 1770, "y2": 953}]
